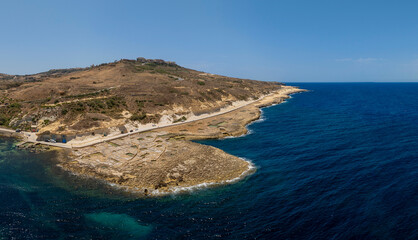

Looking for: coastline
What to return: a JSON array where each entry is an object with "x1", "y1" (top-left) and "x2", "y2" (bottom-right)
[
  {"x1": 224, "y1": 90, "x2": 303, "y2": 139},
  {"x1": 150, "y1": 158, "x2": 257, "y2": 196},
  {"x1": 5, "y1": 86, "x2": 306, "y2": 196}
]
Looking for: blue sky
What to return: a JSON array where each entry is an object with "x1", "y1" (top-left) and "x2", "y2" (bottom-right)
[{"x1": 1, "y1": 0, "x2": 418, "y2": 82}]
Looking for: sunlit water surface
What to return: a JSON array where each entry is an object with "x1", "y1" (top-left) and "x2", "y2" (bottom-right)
[{"x1": 0, "y1": 83, "x2": 417, "y2": 239}]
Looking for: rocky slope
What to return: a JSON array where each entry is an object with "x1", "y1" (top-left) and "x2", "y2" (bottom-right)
[{"x1": 0, "y1": 58, "x2": 283, "y2": 136}]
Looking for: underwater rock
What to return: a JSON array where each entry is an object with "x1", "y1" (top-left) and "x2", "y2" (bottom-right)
[{"x1": 84, "y1": 212, "x2": 151, "y2": 238}]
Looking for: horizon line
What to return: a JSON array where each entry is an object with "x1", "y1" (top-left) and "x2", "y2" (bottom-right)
[{"x1": 283, "y1": 81, "x2": 418, "y2": 83}]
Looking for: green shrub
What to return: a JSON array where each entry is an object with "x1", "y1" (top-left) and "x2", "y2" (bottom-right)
[
  {"x1": 0, "y1": 115, "x2": 9, "y2": 125},
  {"x1": 130, "y1": 113, "x2": 147, "y2": 121},
  {"x1": 8, "y1": 102, "x2": 21, "y2": 109},
  {"x1": 135, "y1": 100, "x2": 144, "y2": 109},
  {"x1": 173, "y1": 116, "x2": 187, "y2": 123}
]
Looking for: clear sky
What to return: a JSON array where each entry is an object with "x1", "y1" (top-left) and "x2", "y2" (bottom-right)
[{"x1": 1, "y1": 0, "x2": 418, "y2": 82}]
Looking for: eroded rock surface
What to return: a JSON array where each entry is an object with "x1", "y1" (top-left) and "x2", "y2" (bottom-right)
[
  {"x1": 56, "y1": 87, "x2": 305, "y2": 196},
  {"x1": 58, "y1": 131, "x2": 249, "y2": 195}
]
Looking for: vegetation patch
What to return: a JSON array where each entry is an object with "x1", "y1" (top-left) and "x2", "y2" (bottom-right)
[
  {"x1": 208, "y1": 121, "x2": 224, "y2": 127},
  {"x1": 63, "y1": 89, "x2": 110, "y2": 99},
  {"x1": 108, "y1": 142, "x2": 120, "y2": 147},
  {"x1": 86, "y1": 152, "x2": 105, "y2": 158},
  {"x1": 173, "y1": 116, "x2": 187, "y2": 123},
  {"x1": 130, "y1": 113, "x2": 147, "y2": 121}
]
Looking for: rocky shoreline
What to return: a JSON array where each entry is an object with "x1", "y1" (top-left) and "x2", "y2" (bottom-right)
[
  {"x1": 14, "y1": 86, "x2": 306, "y2": 196},
  {"x1": 16, "y1": 142, "x2": 55, "y2": 153}
]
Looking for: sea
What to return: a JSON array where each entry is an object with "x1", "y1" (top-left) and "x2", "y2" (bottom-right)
[{"x1": 0, "y1": 83, "x2": 417, "y2": 239}]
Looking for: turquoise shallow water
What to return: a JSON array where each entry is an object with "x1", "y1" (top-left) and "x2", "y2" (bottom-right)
[{"x1": 0, "y1": 83, "x2": 417, "y2": 239}]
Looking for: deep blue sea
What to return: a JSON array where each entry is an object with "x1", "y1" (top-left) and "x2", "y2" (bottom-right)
[{"x1": 0, "y1": 83, "x2": 417, "y2": 239}]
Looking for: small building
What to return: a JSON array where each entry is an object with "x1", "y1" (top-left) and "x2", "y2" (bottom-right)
[
  {"x1": 31, "y1": 125, "x2": 38, "y2": 132},
  {"x1": 119, "y1": 126, "x2": 128, "y2": 134}
]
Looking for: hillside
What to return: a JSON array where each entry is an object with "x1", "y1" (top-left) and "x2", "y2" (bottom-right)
[{"x1": 0, "y1": 58, "x2": 283, "y2": 135}]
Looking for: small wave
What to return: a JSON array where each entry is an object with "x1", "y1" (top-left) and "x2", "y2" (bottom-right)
[
  {"x1": 223, "y1": 111, "x2": 267, "y2": 140},
  {"x1": 150, "y1": 158, "x2": 256, "y2": 196},
  {"x1": 250, "y1": 108, "x2": 265, "y2": 123},
  {"x1": 223, "y1": 129, "x2": 254, "y2": 139},
  {"x1": 263, "y1": 99, "x2": 289, "y2": 108},
  {"x1": 243, "y1": 110, "x2": 267, "y2": 128},
  {"x1": 92, "y1": 158, "x2": 257, "y2": 197}
]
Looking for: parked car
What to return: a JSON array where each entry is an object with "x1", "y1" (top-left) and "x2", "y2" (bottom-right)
[{"x1": 15, "y1": 129, "x2": 21, "y2": 133}]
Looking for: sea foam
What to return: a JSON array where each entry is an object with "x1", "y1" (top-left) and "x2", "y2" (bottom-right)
[{"x1": 150, "y1": 158, "x2": 256, "y2": 196}]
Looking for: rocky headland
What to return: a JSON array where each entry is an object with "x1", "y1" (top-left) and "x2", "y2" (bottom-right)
[
  {"x1": 56, "y1": 86, "x2": 304, "y2": 196},
  {"x1": 0, "y1": 57, "x2": 305, "y2": 196}
]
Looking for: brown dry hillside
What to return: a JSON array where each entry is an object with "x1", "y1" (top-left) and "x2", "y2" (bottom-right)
[{"x1": 0, "y1": 57, "x2": 283, "y2": 134}]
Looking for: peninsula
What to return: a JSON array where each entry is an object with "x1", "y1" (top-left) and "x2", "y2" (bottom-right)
[{"x1": 0, "y1": 58, "x2": 304, "y2": 195}]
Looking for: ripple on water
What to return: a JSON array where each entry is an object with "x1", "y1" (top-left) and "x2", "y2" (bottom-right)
[{"x1": 0, "y1": 83, "x2": 417, "y2": 239}]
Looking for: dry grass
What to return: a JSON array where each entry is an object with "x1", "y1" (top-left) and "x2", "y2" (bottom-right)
[{"x1": 0, "y1": 58, "x2": 282, "y2": 133}]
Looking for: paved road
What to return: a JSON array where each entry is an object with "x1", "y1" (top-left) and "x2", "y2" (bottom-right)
[
  {"x1": 0, "y1": 127, "x2": 17, "y2": 134},
  {"x1": 2, "y1": 103, "x2": 253, "y2": 149},
  {"x1": 67, "y1": 94, "x2": 263, "y2": 148},
  {"x1": 23, "y1": 97, "x2": 259, "y2": 149},
  {"x1": 0, "y1": 93, "x2": 266, "y2": 149},
  {"x1": 0, "y1": 93, "x2": 268, "y2": 149},
  {"x1": 0, "y1": 87, "x2": 299, "y2": 149},
  {"x1": 0, "y1": 127, "x2": 73, "y2": 148}
]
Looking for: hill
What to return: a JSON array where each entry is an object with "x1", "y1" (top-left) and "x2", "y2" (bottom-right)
[{"x1": 0, "y1": 57, "x2": 283, "y2": 135}]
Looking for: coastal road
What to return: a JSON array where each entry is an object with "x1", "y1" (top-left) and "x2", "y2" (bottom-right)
[
  {"x1": 0, "y1": 127, "x2": 73, "y2": 149},
  {"x1": 0, "y1": 127, "x2": 17, "y2": 134},
  {"x1": 1, "y1": 87, "x2": 300, "y2": 149}
]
